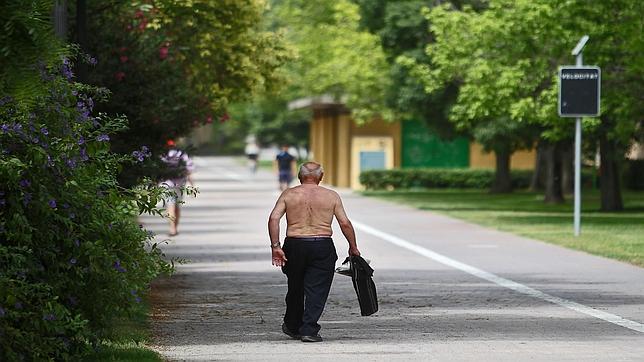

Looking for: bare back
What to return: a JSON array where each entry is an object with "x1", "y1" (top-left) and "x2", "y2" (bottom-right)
[{"x1": 281, "y1": 185, "x2": 339, "y2": 237}]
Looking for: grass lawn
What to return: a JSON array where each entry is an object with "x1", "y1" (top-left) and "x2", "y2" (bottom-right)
[
  {"x1": 362, "y1": 189, "x2": 644, "y2": 267},
  {"x1": 85, "y1": 303, "x2": 162, "y2": 362}
]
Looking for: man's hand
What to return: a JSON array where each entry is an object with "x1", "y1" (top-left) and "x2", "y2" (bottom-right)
[
  {"x1": 272, "y1": 247, "x2": 287, "y2": 267},
  {"x1": 349, "y1": 246, "x2": 360, "y2": 257}
]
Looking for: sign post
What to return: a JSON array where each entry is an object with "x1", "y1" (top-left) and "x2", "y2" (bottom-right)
[{"x1": 558, "y1": 35, "x2": 601, "y2": 237}]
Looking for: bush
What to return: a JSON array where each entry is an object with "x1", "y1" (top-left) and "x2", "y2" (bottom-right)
[
  {"x1": 0, "y1": 59, "x2": 171, "y2": 360},
  {"x1": 359, "y1": 168, "x2": 593, "y2": 190}
]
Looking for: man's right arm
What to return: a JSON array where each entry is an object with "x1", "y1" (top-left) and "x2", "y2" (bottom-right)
[
  {"x1": 268, "y1": 192, "x2": 288, "y2": 266},
  {"x1": 333, "y1": 194, "x2": 360, "y2": 256}
]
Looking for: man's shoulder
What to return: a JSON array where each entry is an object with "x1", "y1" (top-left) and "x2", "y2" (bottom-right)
[{"x1": 317, "y1": 186, "x2": 340, "y2": 197}]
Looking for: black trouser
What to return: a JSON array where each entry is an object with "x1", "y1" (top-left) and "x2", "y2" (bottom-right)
[{"x1": 281, "y1": 237, "x2": 337, "y2": 336}]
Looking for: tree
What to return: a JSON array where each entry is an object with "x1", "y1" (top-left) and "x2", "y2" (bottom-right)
[
  {"x1": 81, "y1": 0, "x2": 289, "y2": 183},
  {"x1": 353, "y1": 0, "x2": 484, "y2": 139},
  {"x1": 403, "y1": 0, "x2": 642, "y2": 202},
  {"x1": 225, "y1": 0, "x2": 392, "y2": 151},
  {"x1": 273, "y1": 0, "x2": 393, "y2": 123},
  {"x1": 401, "y1": 2, "x2": 550, "y2": 193}
]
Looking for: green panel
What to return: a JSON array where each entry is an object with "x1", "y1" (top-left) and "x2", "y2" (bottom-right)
[{"x1": 402, "y1": 120, "x2": 469, "y2": 168}]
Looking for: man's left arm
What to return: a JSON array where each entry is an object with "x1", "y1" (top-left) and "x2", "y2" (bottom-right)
[{"x1": 268, "y1": 192, "x2": 288, "y2": 266}]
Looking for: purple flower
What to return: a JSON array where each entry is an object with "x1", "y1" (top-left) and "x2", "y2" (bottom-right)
[
  {"x1": 14, "y1": 302, "x2": 23, "y2": 310},
  {"x1": 62, "y1": 203, "x2": 70, "y2": 209},
  {"x1": 40, "y1": 126, "x2": 49, "y2": 135},
  {"x1": 1, "y1": 124, "x2": 9, "y2": 133},
  {"x1": 88, "y1": 57, "x2": 97, "y2": 65},
  {"x1": 0, "y1": 96, "x2": 12, "y2": 106},
  {"x1": 78, "y1": 136, "x2": 85, "y2": 145},
  {"x1": 74, "y1": 239, "x2": 80, "y2": 247},
  {"x1": 46, "y1": 155, "x2": 54, "y2": 167},
  {"x1": 132, "y1": 145, "x2": 151, "y2": 162},
  {"x1": 69, "y1": 212, "x2": 76, "y2": 219},
  {"x1": 61, "y1": 58, "x2": 74, "y2": 80},
  {"x1": 23, "y1": 192, "x2": 32, "y2": 206},
  {"x1": 80, "y1": 148, "x2": 89, "y2": 161},
  {"x1": 48, "y1": 199, "x2": 57, "y2": 208},
  {"x1": 0, "y1": 307, "x2": 5, "y2": 317},
  {"x1": 130, "y1": 290, "x2": 137, "y2": 295},
  {"x1": 96, "y1": 134, "x2": 110, "y2": 142},
  {"x1": 19, "y1": 179, "x2": 31, "y2": 188},
  {"x1": 113, "y1": 260, "x2": 127, "y2": 273},
  {"x1": 135, "y1": 296, "x2": 142, "y2": 303},
  {"x1": 43, "y1": 313, "x2": 56, "y2": 321},
  {"x1": 66, "y1": 158, "x2": 77, "y2": 169},
  {"x1": 0, "y1": 199, "x2": 5, "y2": 207},
  {"x1": 69, "y1": 258, "x2": 77, "y2": 265}
]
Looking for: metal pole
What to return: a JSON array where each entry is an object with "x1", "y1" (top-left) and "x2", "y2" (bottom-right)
[{"x1": 574, "y1": 52, "x2": 583, "y2": 236}]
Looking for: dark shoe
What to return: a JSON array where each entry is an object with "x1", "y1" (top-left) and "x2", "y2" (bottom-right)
[
  {"x1": 301, "y1": 335, "x2": 323, "y2": 343},
  {"x1": 281, "y1": 324, "x2": 300, "y2": 339}
]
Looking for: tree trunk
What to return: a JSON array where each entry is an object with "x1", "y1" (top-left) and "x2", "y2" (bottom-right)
[
  {"x1": 530, "y1": 141, "x2": 546, "y2": 191},
  {"x1": 544, "y1": 142, "x2": 565, "y2": 204},
  {"x1": 491, "y1": 149, "x2": 512, "y2": 193},
  {"x1": 53, "y1": 0, "x2": 67, "y2": 39},
  {"x1": 76, "y1": 0, "x2": 88, "y2": 82},
  {"x1": 599, "y1": 133, "x2": 624, "y2": 211},
  {"x1": 561, "y1": 141, "x2": 574, "y2": 194}
]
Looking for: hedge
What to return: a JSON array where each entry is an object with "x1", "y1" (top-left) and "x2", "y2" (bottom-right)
[{"x1": 359, "y1": 168, "x2": 595, "y2": 190}]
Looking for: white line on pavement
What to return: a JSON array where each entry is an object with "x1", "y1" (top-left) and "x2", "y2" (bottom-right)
[{"x1": 353, "y1": 220, "x2": 644, "y2": 334}]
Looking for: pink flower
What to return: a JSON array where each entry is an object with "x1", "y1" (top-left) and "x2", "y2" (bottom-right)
[
  {"x1": 119, "y1": 55, "x2": 128, "y2": 63},
  {"x1": 159, "y1": 47, "x2": 169, "y2": 60},
  {"x1": 114, "y1": 71, "x2": 126, "y2": 81},
  {"x1": 220, "y1": 113, "x2": 230, "y2": 123},
  {"x1": 206, "y1": 116, "x2": 213, "y2": 124}
]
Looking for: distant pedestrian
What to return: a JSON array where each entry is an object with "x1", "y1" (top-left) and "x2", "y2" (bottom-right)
[
  {"x1": 275, "y1": 144, "x2": 296, "y2": 191},
  {"x1": 244, "y1": 135, "x2": 260, "y2": 174},
  {"x1": 160, "y1": 139, "x2": 195, "y2": 237},
  {"x1": 268, "y1": 162, "x2": 361, "y2": 342}
]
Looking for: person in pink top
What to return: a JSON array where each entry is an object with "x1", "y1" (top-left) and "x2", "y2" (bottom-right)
[{"x1": 160, "y1": 139, "x2": 195, "y2": 236}]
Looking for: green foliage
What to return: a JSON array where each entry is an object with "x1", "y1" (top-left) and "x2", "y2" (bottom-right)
[
  {"x1": 403, "y1": 0, "x2": 642, "y2": 147},
  {"x1": 360, "y1": 168, "x2": 531, "y2": 190},
  {"x1": 0, "y1": 59, "x2": 171, "y2": 360},
  {"x1": 353, "y1": 0, "x2": 478, "y2": 138},
  {"x1": 360, "y1": 168, "x2": 595, "y2": 190},
  {"x1": 0, "y1": 0, "x2": 66, "y2": 104},
  {"x1": 83, "y1": 0, "x2": 289, "y2": 182}
]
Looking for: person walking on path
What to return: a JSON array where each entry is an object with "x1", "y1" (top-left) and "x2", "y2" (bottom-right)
[
  {"x1": 244, "y1": 135, "x2": 260, "y2": 174},
  {"x1": 268, "y1": 162, "x2": 361, "y2": 342},
  {"x1": 274, "y1": 144, "x2": 296, "y2": 191},
  {"x1": 160, "y1": 139, "x2": 195, "y2": 237}
]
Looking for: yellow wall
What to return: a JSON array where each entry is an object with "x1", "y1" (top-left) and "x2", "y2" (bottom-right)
[
  {"x1": 309, "y1": 107, "x2": 536, "y2": 189},
  {"x1": 308, "y1": 107, "x2": 400, "y2": 188},
  {"x1": 469, "y1": 143, "x2": 536, "y2": 170}
]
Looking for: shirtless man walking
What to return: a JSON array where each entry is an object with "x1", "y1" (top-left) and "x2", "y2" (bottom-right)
[{"x1": 268, "y1": 162, "x2": 360, "y2": 342}]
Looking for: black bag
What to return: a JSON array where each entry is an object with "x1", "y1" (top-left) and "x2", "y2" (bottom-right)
[{"x1": 350, "y1": 256, "x2": 378, "y2": 316}]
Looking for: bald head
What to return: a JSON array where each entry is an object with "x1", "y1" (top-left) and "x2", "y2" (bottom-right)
[{"x1": 298, "y1": 162, "x2": 324, "y2": 183}]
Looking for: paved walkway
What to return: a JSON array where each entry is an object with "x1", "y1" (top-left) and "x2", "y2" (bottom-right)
[{"x1": 144, "y1": 157, "x2": 644, "y2": 361}]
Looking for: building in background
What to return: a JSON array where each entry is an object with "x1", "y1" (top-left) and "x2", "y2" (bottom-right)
[{"x1": 291, "y1": 97, "x2": 535, "y2": 189}]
